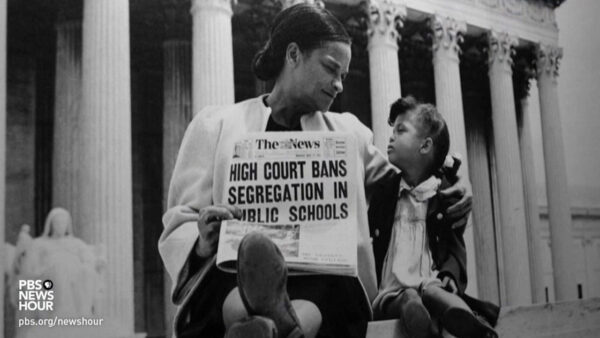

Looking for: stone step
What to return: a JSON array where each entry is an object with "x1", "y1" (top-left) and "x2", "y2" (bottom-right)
[
  {"x1": 366, "y1": 297, "x2": 600, "y2": 338},
  {"x1": 496, "y1": 297, "x2": 600, "y2": 338},
  {"x1": 366, "y1": 319, "x2": 403, "y2": 338}
]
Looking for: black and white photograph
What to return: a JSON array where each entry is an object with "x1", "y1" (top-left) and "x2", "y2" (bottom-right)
[{"x1": 1, "y1": 0, "x2": 599, "y2": 337}]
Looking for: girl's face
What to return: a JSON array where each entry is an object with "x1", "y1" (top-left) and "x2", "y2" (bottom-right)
[
  {"x1": 291, "y1": 41, "x2": 351, "y2": 113},
  {"x1": 387, "y1": 111, "x2": 426, "y2": 170}
]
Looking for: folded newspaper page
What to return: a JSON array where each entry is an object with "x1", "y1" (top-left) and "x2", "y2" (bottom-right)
[{"x1": 216, "y1": 131, "x2": 358, "y2": 276}]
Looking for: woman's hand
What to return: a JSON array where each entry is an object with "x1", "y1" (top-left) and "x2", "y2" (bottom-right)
[
  {"x1": 439, "y1": 175, "x2": 473, "y2": 229},
  {"x1": 441, "y1": 276, "x2": 458, "y2": 294},
  {"x1": 196, "y1": 205, "x2": 242, "y2": 258}
]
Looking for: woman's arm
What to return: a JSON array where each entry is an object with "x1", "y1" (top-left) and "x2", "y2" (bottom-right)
[
  {"x1": 439, "y1": 176, "x2": 473, "y2": 229},
  {"x1": 437, "y1": 156, "x2": 473, "y2": 229},
  {"x1": 335, "y1": 113, "x2": 397, "y2": 199},
  {"x1": 158, "y1": 107, "x2": 224, "y2": 300}
]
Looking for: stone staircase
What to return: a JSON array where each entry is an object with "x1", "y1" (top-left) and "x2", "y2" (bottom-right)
[{"x1": 366, "y1": 297, "x2": 600, "y2": 338}]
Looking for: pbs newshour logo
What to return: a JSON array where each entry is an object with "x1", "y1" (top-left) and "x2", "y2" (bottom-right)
[{"x1": 18, "y1": 279, "x2": 54, "y2": 311}]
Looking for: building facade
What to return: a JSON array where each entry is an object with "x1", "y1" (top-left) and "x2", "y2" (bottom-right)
[{"x1": 2, "y1": 0, "x2": 597, "y2": 337}]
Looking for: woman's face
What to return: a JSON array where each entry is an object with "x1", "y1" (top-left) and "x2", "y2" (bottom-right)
[{"x1": 292, "y1": 41, "x2": 351, "y2": 113}]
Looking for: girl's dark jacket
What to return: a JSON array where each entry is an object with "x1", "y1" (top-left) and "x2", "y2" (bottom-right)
[{"x1": 367, "y1": 161, "x2": 500, "y2": 326}]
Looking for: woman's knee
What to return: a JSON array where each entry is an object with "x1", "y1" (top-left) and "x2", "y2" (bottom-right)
[
  {"x1": 223, "y1": 287, "x2": 322, "y2": 338},
  {"x1": 222, "y1": 287, "x2": 248, "y2": 329},
  {"x1": 291, "y1": 299, "x2": 322, "y2": 338}
]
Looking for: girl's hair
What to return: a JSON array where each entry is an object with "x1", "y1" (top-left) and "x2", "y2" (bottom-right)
[{"x1": 252, "y1": 3, "x2": 351, "y2": 81}]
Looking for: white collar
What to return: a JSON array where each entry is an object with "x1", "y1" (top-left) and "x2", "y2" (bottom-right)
[
  {"x1": 398, "y1": 175, "x2": 441, "y2": 202},
  {"x1": 258, "y1": 94, "x2": 330, "y2": 132}
]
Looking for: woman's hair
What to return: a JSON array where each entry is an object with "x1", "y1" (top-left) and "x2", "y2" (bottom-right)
[{"x1": 252, "y1": 3, "x2": 351, "y2": 81}]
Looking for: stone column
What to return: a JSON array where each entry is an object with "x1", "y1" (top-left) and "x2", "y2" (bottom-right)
[
  {"x1": 462, "y1": 41, "x2": 501, "y2": 303},
  {"x1": 536, "y1": 44, "x2": 576, "y2": 301},
  {"x1": 517, "y1": 93, "x2": 546, "y2": 303},
  {"x1": 366, "y1": 0, "x2": 405, "y2": 152},
  {"x1": 191, "y1": 0, "x2": 235, "y2": 114},
  {"x1": 431, "y1": 15, "x2": 467, "y2": 166},
  {"x1": 0, "y1": 0, "x2": 6, "y2": 334},
  {"x1": 430, "y1": 14, "x2": 481, "y2": 295},
  {"x1": 53, "y1": 20, "x2": 82, "y2": 231},
  {"x1": 487, "y1": 31, "x2": 532, "y2": 305},
  {"x1": 513, "y1": 54, "x2": 546, "y2": 303},
  {"x1": 163, "y1": 39, "x2": 191, "y2": 338},
  {"x1": 163, "y1": 0, "x2": 193, "y2": 223},
  {"x1": 466, "y1": 111, "x2": 501, "y2": 303},
  {"x1": 162, "y1": 26, "x2": 192, "y2": 338},
  {"x1": 80, "y1": 0, "x2": 134, "y2": 335}
]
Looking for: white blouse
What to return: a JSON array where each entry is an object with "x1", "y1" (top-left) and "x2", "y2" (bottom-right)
[{"x1": 379, "y1": 175, "x2": 441, "y2": 294}]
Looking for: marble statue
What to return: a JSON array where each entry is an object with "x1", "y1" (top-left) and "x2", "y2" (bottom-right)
[{"x1": 8, "y1": 208, "x2": 108, "y2": 338}]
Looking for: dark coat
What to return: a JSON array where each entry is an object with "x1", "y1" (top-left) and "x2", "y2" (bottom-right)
[
  {"x1": 367, "y1": 165, "x2": 500, "y2": 326},
  {"x1": 368, "y1": 172, "x2": 468, "y2": 293}
]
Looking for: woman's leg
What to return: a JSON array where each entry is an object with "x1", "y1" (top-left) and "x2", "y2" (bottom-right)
[
  {"x1": 287, "y1": 275, "x2": 371, "y2": 338},
  {"x1": 223, "y1": 287, "x2": 322, "y2": 338},
  {"x1": 177, "y1": 267, "x2": 237, "y2": 338},
  {"x1": 230, "y1": 232, "x2": 369, "y2": 338}
]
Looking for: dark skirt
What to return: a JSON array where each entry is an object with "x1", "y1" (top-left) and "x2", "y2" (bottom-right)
[{"x1": 178, "y1": 266, "x2": 370, "y2": 338}]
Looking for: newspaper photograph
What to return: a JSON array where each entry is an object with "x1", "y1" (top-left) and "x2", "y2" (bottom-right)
[{"x1": 216, "y1": 132, "x2": 358, "y2": 276}]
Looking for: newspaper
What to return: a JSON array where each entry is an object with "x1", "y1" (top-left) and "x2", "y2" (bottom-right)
[{"x1": 216, "y1": 132, "x2": 358, "y2": 276}]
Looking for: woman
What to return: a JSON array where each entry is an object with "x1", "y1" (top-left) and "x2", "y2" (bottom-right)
[{"x1": 159, "y1": 4, "x2": 471, "y2": 338}]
